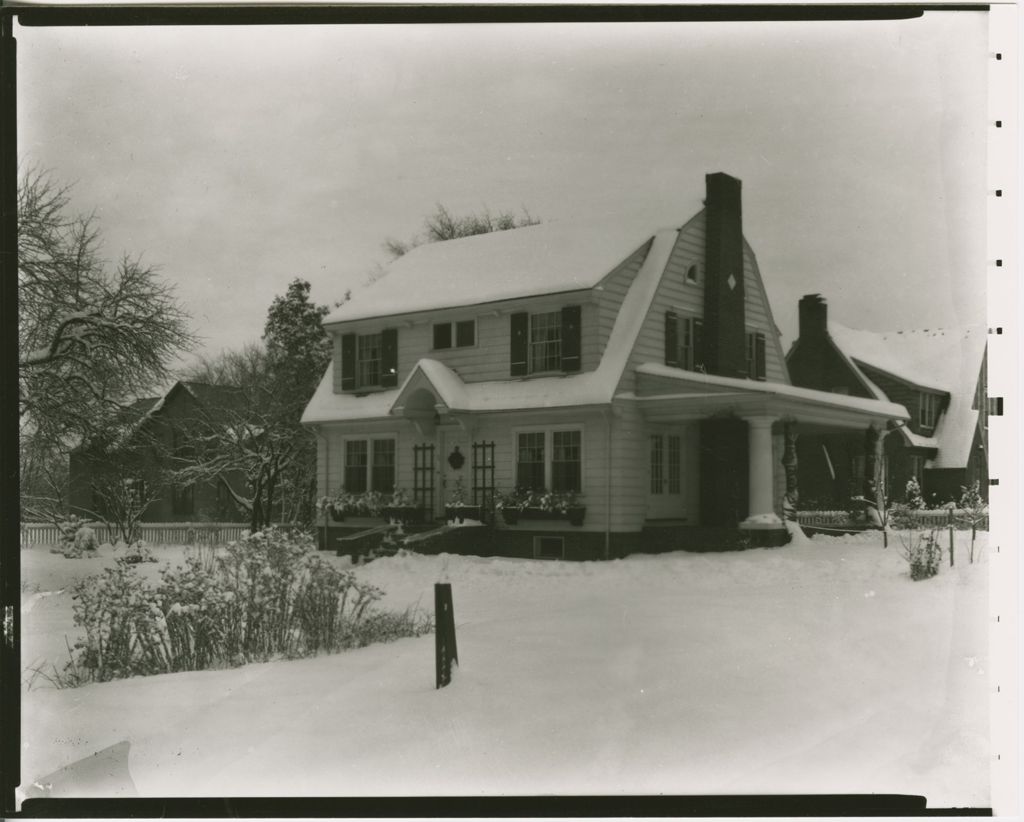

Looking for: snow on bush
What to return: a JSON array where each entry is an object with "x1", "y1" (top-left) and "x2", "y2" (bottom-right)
[
  {"x1": 50, "y1": 515, "x2": 99, "y2": 558},
  {"x1": 58, "y1": 528, "x2": 432, "y2": 685}
]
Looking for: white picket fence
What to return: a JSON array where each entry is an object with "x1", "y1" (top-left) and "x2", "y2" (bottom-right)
[{"x1": 20, "y1": 521, "x2": 254, "y2": 549}]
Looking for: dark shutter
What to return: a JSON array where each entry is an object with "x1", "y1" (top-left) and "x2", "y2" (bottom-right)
[
  {"x1": 755, "y1": 332, "x2": 766, "y2": 380},
  {"x1": 560, "y1": 305, "x2": 582, "y2": 372},
  {"x1": 693, "y1": 320, "x2": 705, "y2": 371},
  {"x1": 665, "y1": 311, "x2": 679, "y2": 367},
  {"x1": 340, "y1": 333, "x2": 356, "y2": 391},
  {"x1": 510, "y1": 312, "x2": 529, "y2": 376},
  {"x1": 380, "y1": 328, "x2": 399, "y2": 387}
]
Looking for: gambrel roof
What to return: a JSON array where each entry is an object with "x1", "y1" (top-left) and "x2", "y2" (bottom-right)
[
  {"x1": 323, "y1": 213, "x2": 684, "y2": 325},
  {"x1": 303, "y1": 228, "x2": 680, "y2": 422},
  {"x1": 825, "y1": 322, "x2": 986, "y2": 468}
]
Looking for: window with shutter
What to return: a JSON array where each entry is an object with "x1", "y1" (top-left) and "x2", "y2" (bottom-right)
[{"x1": 340, "y1": 333, "x2": 356, "y2": 391}]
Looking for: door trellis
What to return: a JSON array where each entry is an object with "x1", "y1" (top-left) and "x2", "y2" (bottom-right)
[
  {"x1": 472, "y1": 441, "x2": 496, "y2": 516},
  {"x1": 413, "y1": 443, "x2": 435, "y2": 513}
]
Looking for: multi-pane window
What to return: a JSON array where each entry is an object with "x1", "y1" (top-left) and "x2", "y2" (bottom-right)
[
  {"x1": 919, "y1": 393, "x2": 939, "y2": 429},
  {"x1": 666, "y1": 435, "x2": 681, "y2": 494},
  {"x1": 551, "y1": 430, "x2": 582, "y2": 493},
  {"x1": 433, "y1": 320, "x2": 476, "y2": 350},
  {"x1": 356, "y1": 333, "x2": 382, "y2": 388},
  {"x1": 517, "y1": 429, "x2": 583, "y2": 492},
  {"x1": 650, "y1": 434, "x2": 680, "y2": 495},
  {"x1": 516, "y1": 432, "x2": 546, "y2": 491},
  {"x1": 650, "y1": 435, "x2": 664, "y2": 494},
  {"x1": 371, "y1": 438, "x2": 396, "y2": 493},
  {"x1": 678, "y1": 318, "x2": 699, "y2": 371},
  {"x1": 344, "y1": 440, "x2": 369, "y2": 492},
  {"x1": 529, "y1": 311, "x2": 562, "y2": 373},
  {"x1": 344, "y1": 438, "x2": 397, "y2": 493},
  {"x1": 746, "y1": 331, "x2": 766, "y2": 380}
]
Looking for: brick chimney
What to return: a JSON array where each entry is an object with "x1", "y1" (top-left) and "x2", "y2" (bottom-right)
[
  {"x1": 798, "y1": 294, "x2": 828, "y2": 340},
  {"x1": 703, "y1": 172, "x2": 747, "y2": 378}
]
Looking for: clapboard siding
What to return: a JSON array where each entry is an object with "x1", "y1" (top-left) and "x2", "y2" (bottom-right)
[
  {"x1": 597, "y1": 241, "x2": 651, "y2": 357},
  {"x1": 742, "y1": 241, "x2": 789, "y2": 384},
  {"x1": 618, "y1": 211, "x2": 706, "y2": 394},
  {"x1": 330, "y1": 295, "x2": 603, "y2": 390},
  {"x1": 608, "y1": 401, "x2": 649, "y2": 530},
  {"x1": 619, "y1": 209, "x2": 789, "y2": 392}
]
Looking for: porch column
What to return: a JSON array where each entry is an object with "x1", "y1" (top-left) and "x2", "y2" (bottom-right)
[{"x1": 743, "y1": 416, "x2": 779, "y2": 524}]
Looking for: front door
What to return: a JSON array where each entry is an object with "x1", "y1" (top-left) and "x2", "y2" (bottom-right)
[{"x1": 647, "y1": 426, "x2": 687, "y2": 520}]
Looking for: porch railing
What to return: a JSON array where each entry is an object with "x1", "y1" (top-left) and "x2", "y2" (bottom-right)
[{"x1": 796, "y1": 510, "x2": 988, "y2": 531}]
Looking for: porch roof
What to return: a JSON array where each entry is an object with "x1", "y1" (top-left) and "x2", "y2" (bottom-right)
[{"x1": 624, "y1": 363, "x2": 910, "y2": 429}]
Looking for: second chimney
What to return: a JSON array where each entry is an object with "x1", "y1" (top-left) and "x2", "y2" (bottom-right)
[{"x1": 798, "y1": 294, "x2": 828, "y2": 340}]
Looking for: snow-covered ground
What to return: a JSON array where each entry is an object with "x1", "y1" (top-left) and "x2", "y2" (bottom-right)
[{"x1": 20, "y1": 532, "x2": 991, "y2": 806}]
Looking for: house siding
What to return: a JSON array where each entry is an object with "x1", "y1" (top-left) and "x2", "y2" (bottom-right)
[
  {"x1": 856, "y1": 364, "x2": 945, "y2": 437},
  {"x1": 618, "y1": 210, "x2": 787, "y2": 393},
  {"x1": 328, "y1": 293, "x2": 607, "y2": 391}
]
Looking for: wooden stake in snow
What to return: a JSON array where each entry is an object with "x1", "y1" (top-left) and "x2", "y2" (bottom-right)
[{"x1": 435, "y1": 583, "x2": 458, "y2": 689}]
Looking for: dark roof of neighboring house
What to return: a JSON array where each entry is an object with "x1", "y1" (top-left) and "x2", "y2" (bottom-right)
[{"x1": 177, "y1": 381, "x2": 247, "y2": 414}]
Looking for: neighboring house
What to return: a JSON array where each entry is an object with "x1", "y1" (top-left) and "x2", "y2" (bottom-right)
[
  {"x1": 301, "y1": 172, "x2": 909, "y2": 559},
  {"x1": 786, "y1": 294, "x2": 988, "y2": 507},
  {"x1": 69, "y1": 381, "x2": 248, "y2": 523}
]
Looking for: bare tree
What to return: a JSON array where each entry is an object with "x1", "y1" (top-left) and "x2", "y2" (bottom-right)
[
  {"x1": 18, "y1": 169, "x2": 196, "y2": 454},
  {"x1": 383, "y1": 203, "x2": 540, "y2": 258},
  {"x1": 176, "y1": 345, "x2": 311, "y2": 533}
]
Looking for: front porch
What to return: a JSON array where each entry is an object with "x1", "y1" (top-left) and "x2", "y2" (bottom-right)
[{"x1": 626, "y1": 363, "x2": 912, "y2": 545}]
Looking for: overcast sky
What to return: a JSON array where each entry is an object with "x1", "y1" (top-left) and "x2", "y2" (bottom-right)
[{"x1": 16, "y1": 12, "x2": 988, "y2": 374}]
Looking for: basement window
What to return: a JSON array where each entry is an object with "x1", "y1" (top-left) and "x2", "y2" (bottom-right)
[{"x1": 533, "y1": 536, "x2": 565, "y2": 560}]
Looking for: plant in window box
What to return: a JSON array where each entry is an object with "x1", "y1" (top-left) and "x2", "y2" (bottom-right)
[
  {"x1": 319, "y1": 489, "x2": 388, "y2": 521},
  {"x1": 383, "y1": 488, "x2": 424, "y2": 525},
  {"x1": 445, "y1": 478, "x2": 482, "y2": 524},
  {"x1": 498, "y1": 489, "x2": 586, "y2": 526}
]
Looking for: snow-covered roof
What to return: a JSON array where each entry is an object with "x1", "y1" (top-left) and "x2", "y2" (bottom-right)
[
  {"x1": 826, "y1": 322, "x2": 986, "y2": 468},
  {"x1": 323, "y1": 214, "x2": 680, "y2": 325},
  {"x1": 632, "y1": 362, "x2": 910, "y2": 422},
  {"x1": 302, "y1": 228, "x2": 680, "y2": 422}
]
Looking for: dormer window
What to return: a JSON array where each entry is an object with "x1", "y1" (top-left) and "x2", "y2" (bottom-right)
[
  {"x1": 356, "y1": 333, "x2": 382, "y2": 387},
  {"x1": 664, "y1": 312, "x2": 704, "y2": 372},
  {"x1": 529, "y1": 311, "x2": 562, "y2": 372},
  {"x1": 339, "y1": 329, "x2": 398, "y2": 391},
  {"x1": 919, "y1": 392, "x2": 939, "y2": 430}
]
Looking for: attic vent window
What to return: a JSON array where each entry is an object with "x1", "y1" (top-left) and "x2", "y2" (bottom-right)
[{"x1": 686, "y1": 264, "x2": 698, "y2": 283}]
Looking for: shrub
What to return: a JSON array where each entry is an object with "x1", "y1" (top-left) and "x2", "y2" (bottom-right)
[
  {"x1": 50, "y1": 515, "x2": 99, "y2": 558},
  {"x1": 60, "y1": 527, "x2": 431, "y2": 685},
  {"x1": 900, "y1": 530, "x2": 942, "y2": 580}
]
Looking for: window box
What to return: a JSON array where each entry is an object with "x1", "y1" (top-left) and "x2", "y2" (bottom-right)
[
  {"x1": 383, "y1": 504, "x2": 426, "y2": 525},
  {"x1": 501, "y1": 505, "x2": 586, "y2": 526},
  {"x1": 445, "y1": 504, "x2": 485, "y2": 524}
]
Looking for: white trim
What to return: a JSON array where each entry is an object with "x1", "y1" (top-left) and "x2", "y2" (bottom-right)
[{"x1": 511, "y1": 424, "x2": 586, "y2": 494}]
